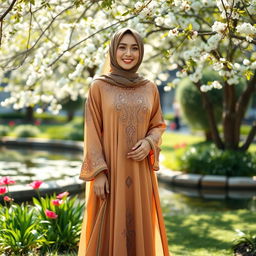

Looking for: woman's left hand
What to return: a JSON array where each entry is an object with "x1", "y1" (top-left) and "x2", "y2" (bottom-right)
[{"x1": 127, "y1": 139, "x2": 151, "y2": 161}]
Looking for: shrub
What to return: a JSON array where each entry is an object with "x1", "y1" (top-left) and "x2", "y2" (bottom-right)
[
  {"x1": 176, "y1": 70, "x2": 223, "y2": 132},
  {"x1": 65, "y1": 120, "x2": 83, "y2": 141},
  {"x1": 232, "y1": 231, "x2": 256, "y2": 256},
  {"x1": 0, "y1": 125, "x2": 9, "y2": 137},
  {"x1": 174, "y1": 142, "x2": 256, "y2": 176},
  {"x1": 13, "y1": 125, "x2": 40, "y2": 138},
  {"x1": 176, "y1": 69, "x2": 246, "y2": 138}
]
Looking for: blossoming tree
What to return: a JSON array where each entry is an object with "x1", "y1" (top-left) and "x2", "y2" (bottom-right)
[{"x1": 0, "y1": 0, "x2": 255, "y2": 151}]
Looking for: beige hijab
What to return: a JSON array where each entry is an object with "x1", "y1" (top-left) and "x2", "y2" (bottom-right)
[{"x1": 94, "y1": 27, "x2": 149, "y2": 88}]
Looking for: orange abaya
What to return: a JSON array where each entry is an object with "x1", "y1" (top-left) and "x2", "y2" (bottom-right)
[{"x1": 78, "y1": 79, "x2": 170, "y2": 256}]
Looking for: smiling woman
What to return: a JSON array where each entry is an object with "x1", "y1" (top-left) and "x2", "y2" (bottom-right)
[{"x1": 78, "y1": 27, "x2": 170, "y2": 256}]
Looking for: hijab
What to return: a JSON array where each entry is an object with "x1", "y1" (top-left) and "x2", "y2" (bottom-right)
[{"x1": 94, "y1": 27, "x2": 149, "y2": 88}]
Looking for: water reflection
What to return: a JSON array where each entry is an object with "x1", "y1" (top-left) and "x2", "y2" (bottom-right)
[
  {"x1": 0, "y1": 146, "x2": 82, "y2": 185},
  {"x1": 159, "y1": 182, "x2": 256, "y2": 214}
]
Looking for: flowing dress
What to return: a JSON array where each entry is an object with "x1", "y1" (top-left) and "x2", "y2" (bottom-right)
[{"x1": 78, "y1": 79, "x2": 170, "y2": 256}]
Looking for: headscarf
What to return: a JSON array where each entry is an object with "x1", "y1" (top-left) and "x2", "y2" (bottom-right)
[{"x1": 94, "y1": 27, "x2": 149, "y2": 88}]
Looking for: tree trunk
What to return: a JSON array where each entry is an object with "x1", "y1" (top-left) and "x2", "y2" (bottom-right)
[
  {"x1": 204, "y1": 130, "x2": 213, "y2": 141},
  {"x1": 67, "y1": 110, "x2": 74, "y2": 122},
  {"x1": 25, "y1": 106, "x2": 34, "y2": 123},
  {"x1": 223, "y1": 81, "x2": 237, "y2": 149},
  {"x1": 194, "y1": 82, "x2": 224, "y2": 149}
]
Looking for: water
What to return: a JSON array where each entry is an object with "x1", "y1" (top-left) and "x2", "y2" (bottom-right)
[
  {"x1": 0, "y1": 145, "x2": 82, "y2": 185},
  {"x1": 0, "y1": 146, "x2": 255, "y2": 212}
]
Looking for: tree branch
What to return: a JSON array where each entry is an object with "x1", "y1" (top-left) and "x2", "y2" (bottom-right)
[
  {"x1": 0, "y1": 0, "x2": 17, "y2": 21},
  {"x1": 239, "y1": 121, "x2": 256, "y2": 151},
  {"x1": 194, "y1": 81, "x2": 224, "y2": 149},
  {"x1": 0, "y1": 0, "x2": 17, "y2": 47}
]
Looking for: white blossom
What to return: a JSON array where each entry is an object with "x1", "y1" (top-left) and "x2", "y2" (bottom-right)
[
  {"x1": 236, "y1": 22, "x2": 256, "y2": 35},
  {"x1": 212, "y1": 81, "x2": 223, "y2": 89},
  {"x1": 212, "y1": 21, "x2": 227, "y2": 34}
]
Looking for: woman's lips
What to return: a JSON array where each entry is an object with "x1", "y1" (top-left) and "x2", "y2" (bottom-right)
[{"x1": 123, "y1": 59, "x2": 133, "y2": 64}]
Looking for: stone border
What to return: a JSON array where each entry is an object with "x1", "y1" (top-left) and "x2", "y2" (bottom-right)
[
  {"x1": 157, "y1": 166, "x2": 256, "y2": 190},
  {"x1": 0, "y1": 136, "x2": 256, "y2": 201}
]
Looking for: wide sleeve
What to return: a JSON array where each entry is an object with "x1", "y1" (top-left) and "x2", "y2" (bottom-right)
[
  {"x1": 79, "y1": 81, "x2": 108, "y2": 181},
  {"x1": 144, "y1": 83, "x2": 166, "y2": 171}
]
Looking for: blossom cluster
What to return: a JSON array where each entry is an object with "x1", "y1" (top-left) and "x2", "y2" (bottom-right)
[{"x1": 0, "y1": 0, "x2": 255, "y2": 112}]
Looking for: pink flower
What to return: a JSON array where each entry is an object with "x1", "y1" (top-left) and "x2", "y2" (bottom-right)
[
  {"x1": 56, "y1": 191, "x2": 69, "y2": 199},
  {"x1": 0, "y1": 176, "x2": 16, "y2": 185},
  {"x1": 3, "y1": 196, "x2": 14, "y2": 202},
  {"x1": 45, "y1": 209, "x2": 58, "y2": 219},
  {"x1": 8, "y1": 121, "x2": 15, "y2": 127},
  {"x1": 52, "y1": 199, "x2": 64, "y2": 206},
  {"x1": 180, "y1": 142, "x2": 187, "y2": 148},
  {"x1": 0, "y1": 187, "x2": 7, "y2": 195},
  {"x1": 173, "y1": 143, "x2": 181, "y2": 149},
  {"x1": 34, "y1": 120, "x2": 41, "y2": 126},
  {"x1": 170, "y1": 122, "x2": 176, "y2": 130},
  {"x1": 29, "y1": 180, "x2": 43, "y2": 190}
]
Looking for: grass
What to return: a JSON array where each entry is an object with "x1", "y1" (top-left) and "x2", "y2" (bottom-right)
[{"x1": 165, "y1": 209, "x2": 256, "y2": 256}]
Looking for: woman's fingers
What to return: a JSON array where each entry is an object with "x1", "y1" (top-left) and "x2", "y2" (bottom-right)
[
  {"x1": 94, "y1": 183, "x2": 110, "y2": 199},
  {"x1": 100, "y1": 187, "x2": 105, "y2": 200},
  {"x1": 105, "y1": 180, "x2": 110, "y2": 194}
]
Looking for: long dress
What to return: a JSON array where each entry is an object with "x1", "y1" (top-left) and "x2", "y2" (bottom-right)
[{"x1": 78, "y1": 79, "x2": 170, "y2": 256}]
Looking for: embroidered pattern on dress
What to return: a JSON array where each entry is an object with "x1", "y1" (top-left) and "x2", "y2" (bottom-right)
[
  {"x1": 80, "y1": 148, "x2": 106, "y2": 179},
  {"x1": 114, "y1": 89, "x2": 150, "y2": 149},
  {"x1": 121, "y1": 211, "x2": 136, "y2": 256},
  {"x1": 125, "y1": 176, "x2": 133, "y2": 188}
]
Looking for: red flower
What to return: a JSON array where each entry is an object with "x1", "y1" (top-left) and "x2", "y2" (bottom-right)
[
  {"x1": 34, "y1": 120, "x2": 41, "y2": 126},
  {"x1": 45, "y1": 209, "x2": 58, "y2": 219},
  {"x1": 180, "y1": 142, "x2": 187, "y2": 148},
  {"x1": 28, "y1": 180, "x2": 43, "y2": 189},
  {"x1": 0, "y1": 187, "x2": 7, "y2": 195},
  {"x1": 170, "y1": 122, "x2": 176, "y2": 130},
  {"x1": 52, "y1": 199, "x2": 64, "y2": 206},
  {"x1": 56, "y1": 191, "x2": 69, "y2": 199},
  {"x1": 3, "y1": 196, "x2": 14, "y2": 202},
  {"x1": 173, "y1": 143, "x2": 181, "y2": 149},
  {"x1": 8, "y1": 121, "x2": 15, "y2": 126},
  {"x1": 0, "y1": 177, "x2": 16, "y2": 185}
]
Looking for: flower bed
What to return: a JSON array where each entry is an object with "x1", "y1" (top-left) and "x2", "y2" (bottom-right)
[{"x1": 0, "y1": 176, "x2": 84, "y2": 255}]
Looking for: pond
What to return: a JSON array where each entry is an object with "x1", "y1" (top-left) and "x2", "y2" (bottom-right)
[{"x1": 0, "y1": 145, "x2": 255, "y2": 212}]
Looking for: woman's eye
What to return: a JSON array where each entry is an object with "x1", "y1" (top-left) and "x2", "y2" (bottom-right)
[{"x1": 133, "y1": 48, "x2": 138, "y2": 50}]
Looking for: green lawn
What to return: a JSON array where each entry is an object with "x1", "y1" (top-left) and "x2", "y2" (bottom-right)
[{"x1": 165, "y1": 209, "x2": 256, "y2": 256}]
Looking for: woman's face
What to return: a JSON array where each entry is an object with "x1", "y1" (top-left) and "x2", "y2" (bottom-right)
[{"x1": 116, "y1": 33, "x2": 140, "y2": 70}]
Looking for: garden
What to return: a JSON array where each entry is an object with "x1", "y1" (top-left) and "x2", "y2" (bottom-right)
[{"x1": 1, "y1": 0, "x2": 256, "y2": 255}]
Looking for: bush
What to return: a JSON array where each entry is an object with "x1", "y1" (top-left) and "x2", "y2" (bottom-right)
[
  {"x1": 176, "y1": 69, "x2": 246, "y2": 135},
  {"x1": 65, "y1": 119, "x2": 83, "y2": 141},
  {"x1": 176, "y1": 70, "x2": 223, "y2": 131},
  {"x1": 174, "y1": 142, "x2": 256, "y2": 176},
  {"x1": 0, "y1": 125, "x2": 9, "y2": 137},
  {"x1": 232, "y1": 231, "x2": 256, "y2": 256},
  {"x1": 13, "y1": 125, "x2": 40, "y2": 138}
]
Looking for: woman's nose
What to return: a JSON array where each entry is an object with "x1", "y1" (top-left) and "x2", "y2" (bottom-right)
[{"x1": 125, "y1": 48, "x2": 131, "y2": 56}]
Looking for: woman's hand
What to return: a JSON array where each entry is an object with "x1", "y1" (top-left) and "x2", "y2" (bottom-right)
[
  {"x1": 127, "y1": 139, "x2": 151, "y2": 161},
  {"x1": 94, "y1": 171, "x2": 109, "y2": 200}
]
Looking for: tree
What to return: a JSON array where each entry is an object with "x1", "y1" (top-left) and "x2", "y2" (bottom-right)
[{"x1": 0, "y1": 0, "x2": 256, "y2": 151}]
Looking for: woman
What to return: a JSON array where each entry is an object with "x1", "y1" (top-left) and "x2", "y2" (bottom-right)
[{"x1": 78, "y1": 27, "x2": 170, "y2": 256}]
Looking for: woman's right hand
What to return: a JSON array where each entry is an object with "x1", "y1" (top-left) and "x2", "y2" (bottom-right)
[{"x1": 94, "y1": 171, "x2": 109, "y2": 200}]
